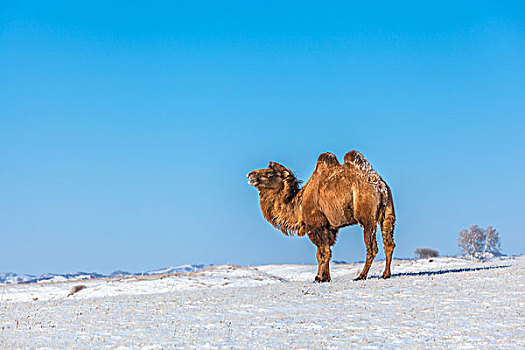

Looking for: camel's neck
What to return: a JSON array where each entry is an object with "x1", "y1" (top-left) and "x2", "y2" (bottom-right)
[{"x1": 259, "y1": 186, "x2": 303, "y2": 236}]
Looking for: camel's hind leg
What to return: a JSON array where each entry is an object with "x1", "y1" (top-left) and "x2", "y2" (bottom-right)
[
  {"x1": 379, "y1": 219, "x2": 396, "y2": 279},
  {"x1": 355, "y1": 224, "x2": 378, "y2": 281}
]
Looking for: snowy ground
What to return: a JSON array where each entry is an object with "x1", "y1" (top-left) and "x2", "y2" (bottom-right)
[{"x1": 1, "y1": 256, "x2": 523, "y2": 349}]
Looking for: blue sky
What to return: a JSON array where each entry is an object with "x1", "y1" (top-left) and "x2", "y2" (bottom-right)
[{"x1": 1, "y1": 1, "x2": 524, "y2": 274}]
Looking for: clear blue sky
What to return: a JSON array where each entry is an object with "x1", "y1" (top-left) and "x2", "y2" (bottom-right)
[{"x1": 1, "y1": 1, "x2": 524, "y2": 274}]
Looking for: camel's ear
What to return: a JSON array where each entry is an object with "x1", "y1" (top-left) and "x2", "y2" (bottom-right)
[{"x1": 269, "y1": 162, "x2": 290, "y2": 176}]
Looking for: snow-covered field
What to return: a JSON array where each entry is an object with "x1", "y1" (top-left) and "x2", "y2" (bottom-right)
[{"x1": 1, "y1": 256, "x2": 523, "y2": 349}]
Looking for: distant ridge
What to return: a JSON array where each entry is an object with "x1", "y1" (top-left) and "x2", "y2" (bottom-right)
[{"x1": 0, "y1": 264, "x2": 214, "y2": 285}]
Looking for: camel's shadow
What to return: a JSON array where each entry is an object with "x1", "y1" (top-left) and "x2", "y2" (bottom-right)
[{"x1": 368, "y1": 264, "x2": 511, "y2": 279}]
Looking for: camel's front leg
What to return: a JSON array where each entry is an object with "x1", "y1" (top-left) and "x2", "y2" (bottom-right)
[
  {"x1": 308, "y1": 227, "x2": 337, "y2": 283},
  {"x1": 314, "y1": 245, "x2": 332, "y2": 283}
]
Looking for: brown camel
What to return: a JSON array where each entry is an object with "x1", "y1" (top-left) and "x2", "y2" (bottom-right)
[{"x1": 247, "y1": 150, "x2": 396, "y2": 282}]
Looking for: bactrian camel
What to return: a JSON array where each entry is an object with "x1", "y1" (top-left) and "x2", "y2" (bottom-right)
[{"x1": 247, "y1": 150, "x2": 396, "y2": 282}]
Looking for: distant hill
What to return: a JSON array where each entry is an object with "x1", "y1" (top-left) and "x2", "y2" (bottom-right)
[{"x1": 0, "y1": 264, "x2": 213, "y2": 285}]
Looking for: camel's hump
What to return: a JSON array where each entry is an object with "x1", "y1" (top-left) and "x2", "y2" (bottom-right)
[
  {"x1": 344, "y1": 150, "x2": 388, "y2": 194},
  {"x1": 343, "y1": 150, "x2": 372, "y2": 172},
  {"x1": 317, "y1": 152, "x2": 340, "y2": 168}
]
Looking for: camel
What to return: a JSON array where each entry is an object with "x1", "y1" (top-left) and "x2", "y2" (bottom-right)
[{"x1": 247, "y1": 150, "x2": 396, "y2": 282}]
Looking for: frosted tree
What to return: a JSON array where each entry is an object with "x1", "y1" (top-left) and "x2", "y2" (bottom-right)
[
  {"x1": 458, "y1": 225, "x2": 502, "y2": 258},
  {"x1": 482, "y1": 226, "x2": 501, "y2": 256},
  {"x1": 457, "y1": 225, "x2": 485, "y2": 258}
]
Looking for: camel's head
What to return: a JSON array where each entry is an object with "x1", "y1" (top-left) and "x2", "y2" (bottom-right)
[{"x1": 247, "y1": 162, "x2": 292, "y2": 191}]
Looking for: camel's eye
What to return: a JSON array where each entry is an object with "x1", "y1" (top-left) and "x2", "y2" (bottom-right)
[{"x1": 268, "y1": 173, "x2": 275, "y2": 177}]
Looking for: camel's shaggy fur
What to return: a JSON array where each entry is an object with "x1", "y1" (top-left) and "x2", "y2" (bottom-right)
[{"x1": 247, "y1": 150, "x2": 396, "y2": 282}]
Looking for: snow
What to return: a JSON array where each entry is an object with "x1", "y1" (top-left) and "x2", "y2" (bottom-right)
[{"x1": 1, "y1": 256, "x2": 523, "y2": 349}]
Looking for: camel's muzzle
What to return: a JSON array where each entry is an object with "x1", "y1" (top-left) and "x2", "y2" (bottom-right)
[{"x1": 247, "y1": 173, "x2": 259, "y2": 186}]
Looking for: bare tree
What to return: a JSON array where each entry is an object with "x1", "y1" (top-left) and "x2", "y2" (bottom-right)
[{"x1": 414, "y1": 247, "x2": 439, "y2": 259}]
